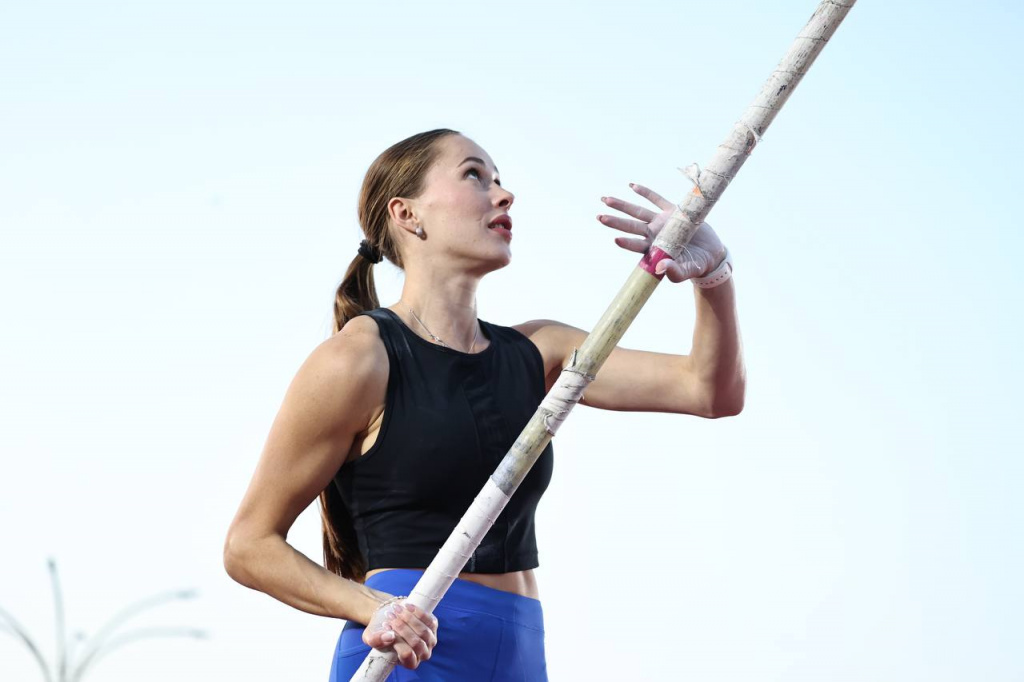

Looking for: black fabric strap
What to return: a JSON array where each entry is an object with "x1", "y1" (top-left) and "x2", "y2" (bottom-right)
[{"x1": 358, "y1": 239, "x2": 383, "y2": 264}]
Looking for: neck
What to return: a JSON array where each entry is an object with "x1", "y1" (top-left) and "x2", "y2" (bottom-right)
[{"x1": 398, "y1": 262, "x2": 482, "y2": 350}]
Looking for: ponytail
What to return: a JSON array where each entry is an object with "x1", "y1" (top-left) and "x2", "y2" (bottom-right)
[
  {"x1": 319, "y1": 482, "x2": 367, "y2": 581},
  {"x1": 318, "y1": 128, "x2": 459, "y2": 582},
  {"x1": 333, "y1": 253, "x2": 380, "y2": 334},
  {"x1": 319, "y1": 252, "x2": 379, "y2": 583}
]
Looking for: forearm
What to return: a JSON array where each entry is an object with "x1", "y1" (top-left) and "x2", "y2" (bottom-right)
[
  {"x1": 224, "y1": 533, "x2": 385, "y2": 625},
  {"x1": 688, "y1": 279, "x2": 745, "y2": 416}
]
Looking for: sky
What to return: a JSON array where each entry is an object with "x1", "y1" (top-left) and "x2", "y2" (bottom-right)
[{"x1": 2, "y1": 0, "x2": 1022, "y2": 680}]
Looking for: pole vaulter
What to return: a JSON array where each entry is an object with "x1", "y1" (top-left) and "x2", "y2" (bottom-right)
[{"x1": 353, "y1": 1, "x2": 857, "y2": 678}]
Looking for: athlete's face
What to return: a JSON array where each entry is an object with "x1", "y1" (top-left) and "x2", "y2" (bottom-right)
[{"x1": 412, "y1": 135, "x2": 516, "y2": 272}]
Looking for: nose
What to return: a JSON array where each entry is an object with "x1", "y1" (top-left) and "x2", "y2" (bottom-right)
[{"x1": 494, "y1": 185, "x2": 514, "y2": 210}]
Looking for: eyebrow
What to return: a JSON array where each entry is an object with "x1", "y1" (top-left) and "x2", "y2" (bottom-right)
[{"x1": 458, "y1": 156, "x2": 499, "y2": 174}]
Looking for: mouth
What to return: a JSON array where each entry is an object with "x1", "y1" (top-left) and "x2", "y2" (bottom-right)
[
  {"x1": 487, "y1": 214, "x2": 513, "y2": 242},
  {"x1": 488, "y1": 215, "x2": 512, "y2": 232}
]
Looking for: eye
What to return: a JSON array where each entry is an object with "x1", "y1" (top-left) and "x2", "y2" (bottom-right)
[{"x1": 464, "y1": 165, "x2": 501, "y2": 187}]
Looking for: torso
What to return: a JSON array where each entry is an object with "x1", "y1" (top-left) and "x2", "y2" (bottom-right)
[
  {"x1": 346, "y1": 316, "x2": 556, "y2": 461},
  {"x1": 342, "y1": 308, "x2": 551, "y2": 600}
]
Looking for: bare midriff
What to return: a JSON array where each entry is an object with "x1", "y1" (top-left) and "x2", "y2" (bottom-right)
[{"x1": 364, "y1": 567, "x2": 539, "y2": 600}]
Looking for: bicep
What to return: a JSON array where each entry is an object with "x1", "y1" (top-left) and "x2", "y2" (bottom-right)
[
  {"x1": 227, "y1": 323, "x2": 387, "y2": 542},
  {"x1": 517, "y1": 319, "x2": 706, "y2": 415},
  {"x1": 583, "y1": 345, "x2": 702, "y2": 414}
]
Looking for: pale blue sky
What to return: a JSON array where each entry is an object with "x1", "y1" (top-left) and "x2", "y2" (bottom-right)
[{"x1": 2, "y1": 1, "x2": 1022, "y2": 680}]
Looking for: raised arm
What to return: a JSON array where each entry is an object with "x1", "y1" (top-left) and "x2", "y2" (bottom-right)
[
  {"x1": 517, "y1": 279, "x2": 743, "y2": 416},
  {"x1": 222, "y1": 316, "x2": 436, "y2": 668},
  {"x1": 516, "y1": 183, "x2": 745, "y2": 418}
]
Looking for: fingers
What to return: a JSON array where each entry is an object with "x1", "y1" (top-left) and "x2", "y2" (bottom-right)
[
  {"x1": 396, "y1": 604, "x2": 438, "y2": 651},
  {"x1": 362, "y1": 627, "x2": 396, "y2": 650},
  {"x1": 629, "y1": 182, "x2": 674, "y2": 211},
  {"x1": 598, "y1": 213, "x2": 651, "y2": 237},
  {"x1": 361, "y1": 619, "x2": 425, "y2": 670},
  {"x1": 614, "y1": 236, "x2": 649, "y2": 254},
  {"x1": 600, "y1": 195, "x2": 659, "y2": 224},
  {"x1": 392, "y1": 618, "x2": 429, "y2": 659},
  {"x1": 598, "y1": 186, "x2": 722, "y2": 283},
  {"x1": 360, "y1": 599, "x2": 438, "y2": 670},
  {"x1": 392, "y1": 640, "x2": 420, "y2": 669},
  {"x1": 655, "y1": 258, "x2": 702, "y2": 283},
  {"x1": 384, "y1": 603, "x2": 438, "y2": 670}
]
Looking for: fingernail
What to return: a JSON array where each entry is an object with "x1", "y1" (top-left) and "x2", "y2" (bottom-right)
[
  {"x1": 629, "y1": 182, "x2": 636, "y2": 188},
  {"x1": 403, "y1": 603, "x2": 415, "y2": 613},
  {"x1": 382, "y1": 631, "x2": 395, "y2": 643},
  {"x1": 655, "y1": 262, "x2": 667, "y2": 274}
]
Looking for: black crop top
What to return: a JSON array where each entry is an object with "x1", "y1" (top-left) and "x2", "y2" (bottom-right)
[{"x1": 333, "y1": 308, "x2": 554, "y2": 574}]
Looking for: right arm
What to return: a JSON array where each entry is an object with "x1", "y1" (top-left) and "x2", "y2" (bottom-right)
[{"x1": 222, "y1": 316, "x2": 435, "y2": 666}]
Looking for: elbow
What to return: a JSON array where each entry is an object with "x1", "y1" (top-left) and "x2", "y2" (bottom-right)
[
  {"x1": 223, "y1": 530, "x2": 258, "y2": 589},
  {"x1": 700, "y1": 379, "x2": 746, "y2": 419},
  {"x1": 705, "y1": 398, "x2": 744, "y2": 419},
  {"x1": 222, "y1": 533, "x2": 245, "y2": 585}
]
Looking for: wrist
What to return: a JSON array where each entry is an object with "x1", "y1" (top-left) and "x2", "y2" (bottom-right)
[
  {"x1": 693, "y1": 248, "x2": 733, "y2": 289},
  {"x1": 356, "y1": 586, "x2": 392, "y2": 625}
]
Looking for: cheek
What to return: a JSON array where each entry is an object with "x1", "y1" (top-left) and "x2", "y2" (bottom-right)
[
  {"x1": 420, "y1": 183, "x2": 488, "y2": 231},
  {"x1": 441, "y1": 190, "x2": 485, "y2": 223}
]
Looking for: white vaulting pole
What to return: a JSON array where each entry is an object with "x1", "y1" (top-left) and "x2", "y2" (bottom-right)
[{"x1": 352, "y1": 2, "x2": 857, "y2": 678}]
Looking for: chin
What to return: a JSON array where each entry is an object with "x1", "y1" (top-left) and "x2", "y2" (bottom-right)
[
  {"x1": 483, "y1": 255, "x2": 511, "y2": 275},
  {"x1": 472, "y1": 249, "x2": 512, "y2": 276}
]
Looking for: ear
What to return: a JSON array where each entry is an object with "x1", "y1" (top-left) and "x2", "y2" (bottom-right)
[{"x1": 387, "y1": 197, "x2": 420, "y2": 236}]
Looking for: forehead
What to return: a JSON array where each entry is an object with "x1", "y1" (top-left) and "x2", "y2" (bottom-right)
[{"x1": 436, "y1": 135, "x2": 497, "y2": 171}]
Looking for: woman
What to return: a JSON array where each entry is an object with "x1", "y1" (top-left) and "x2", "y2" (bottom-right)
[{"x1": 223, "y1": 128, "x2": 744, "y2": 681}]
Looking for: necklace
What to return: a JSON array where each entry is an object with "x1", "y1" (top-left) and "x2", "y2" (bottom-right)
[{"x1": 403, "y1": 303, "x2": 480, "y2": 354}]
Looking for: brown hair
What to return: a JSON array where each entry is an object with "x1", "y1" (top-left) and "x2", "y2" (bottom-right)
[{"x1": 319, "y1": 128, "x2": 460, "y2": 581}]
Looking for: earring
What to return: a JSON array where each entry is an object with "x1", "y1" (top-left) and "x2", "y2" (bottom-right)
[{"x1": 415, "y1": 225, "x2": 425, "y2": 239}]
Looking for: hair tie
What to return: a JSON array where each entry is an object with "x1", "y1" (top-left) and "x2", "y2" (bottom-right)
[{"x1": 357, "y1": 239, "x2": 383, "y2": 264}]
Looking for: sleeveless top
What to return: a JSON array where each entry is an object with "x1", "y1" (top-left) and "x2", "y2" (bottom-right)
[{"x1": 333, "y1": 308, "x2": 554, "y2": 574}]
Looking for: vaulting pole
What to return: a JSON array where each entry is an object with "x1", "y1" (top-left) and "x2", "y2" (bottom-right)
[{"x1": 352, "y1": 1, "x2": 857, "y2": 678}]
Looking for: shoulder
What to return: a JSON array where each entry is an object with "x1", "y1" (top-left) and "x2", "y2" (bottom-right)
[
  {"x1": 315, "y1": 314, "x2": 388, "y2": 374},
  {"x1": 327, "y1": 313, "x2": 387, "y2": 356},
  {"x1": 513, "y1": 319, "x2": 586, "y2": 348},
  {"x1": 511, "y1": 319, "x2": 586, "y2": 373},
  {"x1": 288, "y1": 315, "x2": 388, "y2": 417}
]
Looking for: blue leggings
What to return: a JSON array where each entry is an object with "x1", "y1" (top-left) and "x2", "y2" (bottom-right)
[{"x1": 328, "y1": 569, "x2": 548, "y2": 682}]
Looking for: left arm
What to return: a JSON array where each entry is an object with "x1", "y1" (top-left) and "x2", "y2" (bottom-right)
[
  {"x1": 515, "y1": 184, "x2": 745, "y2": 418},
  {"x1": 517, "y1": 280, "x2": 743, "y2": 418}
]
